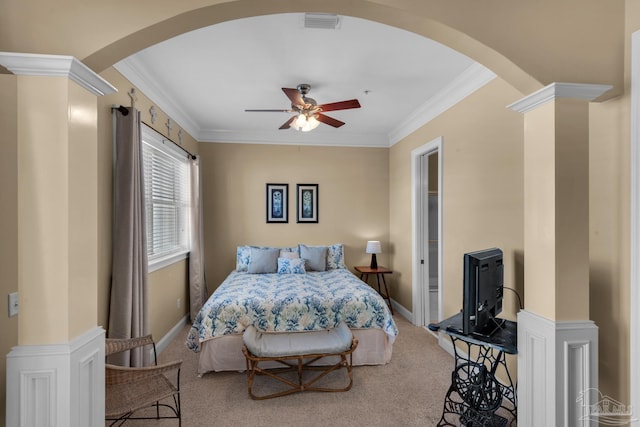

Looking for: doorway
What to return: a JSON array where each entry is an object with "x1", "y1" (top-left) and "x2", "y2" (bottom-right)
[{"x1": 412, "y1": 137, "x2": 443, "y2": 327}]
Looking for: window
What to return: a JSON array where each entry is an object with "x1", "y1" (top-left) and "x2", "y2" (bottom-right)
[{"x1": 142, "y1": 125, "x2": 191, "y2": 271}]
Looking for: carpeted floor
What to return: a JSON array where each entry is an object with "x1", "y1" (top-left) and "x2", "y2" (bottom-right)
[{"x1": 108, "y1": 315, "x2": 476, "y2": 426}]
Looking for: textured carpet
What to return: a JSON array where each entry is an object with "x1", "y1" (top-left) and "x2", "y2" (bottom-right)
[{"x1": 108, "y1": 315, "x2": 465, "y2": 427}]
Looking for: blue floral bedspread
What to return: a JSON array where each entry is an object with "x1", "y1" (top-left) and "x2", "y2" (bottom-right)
[{"x1": 186, "y1": 269, "x2": 398, "y2": 352}]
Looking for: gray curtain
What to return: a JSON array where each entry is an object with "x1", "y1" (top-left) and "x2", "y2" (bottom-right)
[
  {"x1": 108, "y1": 106, "x2": 149, "y2": 366},
  {"x1": 189, "y1": 155, "x2": 208, "y2": 321}
]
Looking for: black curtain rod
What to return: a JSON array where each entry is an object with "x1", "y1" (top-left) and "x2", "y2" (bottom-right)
[
  {"x1": 142, "y1": 121, "x2": 197, "y2": 161},
  {"x1": 112, "y1": 104, "x2": 129, "y2": 116},
  {"x1": 111, "y1": 105, "x2": 197, "y2": 160}
]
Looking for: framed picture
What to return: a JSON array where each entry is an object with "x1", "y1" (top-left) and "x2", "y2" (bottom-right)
[
  {"x1": 266, "y1": 183, "x2": 288, "y2": 223},
  {"x1": 296, "y1": 184, "x2": 319, "y2": 223}
]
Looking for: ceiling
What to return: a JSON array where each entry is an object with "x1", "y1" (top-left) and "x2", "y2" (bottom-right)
[{"x1": 114, "y1": 13, "x2": 495, "y2": 147}]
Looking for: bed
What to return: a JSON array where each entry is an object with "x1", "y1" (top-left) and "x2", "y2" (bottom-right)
[{"x1": 186, "y1": 244, "x2": 398, "y2": 375}]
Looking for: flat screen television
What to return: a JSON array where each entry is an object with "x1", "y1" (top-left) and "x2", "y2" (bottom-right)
[{"x1": 462, "y1": 248, "x2": 504, "y2": 336}]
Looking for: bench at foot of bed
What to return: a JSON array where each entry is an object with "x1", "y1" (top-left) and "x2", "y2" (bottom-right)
[{"x1": 241, "y1": 322, "x2": 358, "y2": 400}]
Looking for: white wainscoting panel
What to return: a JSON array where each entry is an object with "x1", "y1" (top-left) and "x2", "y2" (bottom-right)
[
  {"x1": 564, "y1": 339, "x2": 593, "y2": 426},
  {"x1": 518, "y1": 310, "x2": 598, "y2": 427},
  {"x1": 6, "y1": 327, "x2": 105, "y2": 427}
]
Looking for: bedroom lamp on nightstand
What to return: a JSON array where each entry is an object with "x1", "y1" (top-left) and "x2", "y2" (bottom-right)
[{"x1": 366, "y1": 240, "x2": 381, "y2": 269}]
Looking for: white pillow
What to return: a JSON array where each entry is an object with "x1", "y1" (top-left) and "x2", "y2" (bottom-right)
[{"x1": 279, "y1": 250, "x2": 300, "y2": 259}]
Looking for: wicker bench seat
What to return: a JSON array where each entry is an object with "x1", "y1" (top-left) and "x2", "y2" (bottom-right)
[{"x1": 242, "y1": 322, "x2": 358, "y2": 400}]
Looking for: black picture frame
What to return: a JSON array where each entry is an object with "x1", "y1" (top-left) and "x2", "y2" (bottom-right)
[
  {"x1": 266, "y1": 183, "x2": 288, "y2": 223},
  {"x1": 296, "y1": 184, "x2": 319, "y2": 223}
]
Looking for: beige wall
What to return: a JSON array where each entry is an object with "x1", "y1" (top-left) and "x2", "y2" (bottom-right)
[
  {"x1": 16, "y1": 76, "x2": 98, "y2": 344},
  {"x1": 0, "y1": 75, "x2": 18, "y2": 426},
  {"x1": 148, "y1": 261, "x2": 190, "y2": 339},
  {"x1": 0, "y1": 0, "x2": 624, "y2": 98},
  {"x1": 522, "y1": 99, "x2": 592, "y2": 321},
  {"x1": 198, "y1": 142, "x2": 389, "y2": 291},
  {"x1": 583, "y1": 0, "x2": 640, "y2": 404},
  {"x1": 387, "y1": 77, "x2": 524, "y2": 380},
  {"x1": 96, "y1": 67, "x2": 199, "y2": 339},
  {"x1": 590, "y1": 95, "x2": 630, "y2": 408},
  {"x1": 390, "y1": 78, "x2": 525, "y2": 320}
]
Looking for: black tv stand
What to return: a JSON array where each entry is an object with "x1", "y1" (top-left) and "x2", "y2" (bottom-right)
[{"x1": 429, "y1": 312, "x2": 517, "y2": 427}]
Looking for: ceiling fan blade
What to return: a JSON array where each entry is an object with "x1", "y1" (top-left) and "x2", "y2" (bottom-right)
[
  {"x1": 319, "y1": 99, "x2": 361, "y2": 112},
  {"x1": 282, "y1": 88, "x2": 304, "y2": 106},
  {"x1": 245, "y1": 109, "x2": 292, "y2": 112},
  {"x1": 316, "y1": 113, "x2": 345, "y2": 128},
  {"x1": 279, "y1": 116, "x2": 296, "y2": 130}
]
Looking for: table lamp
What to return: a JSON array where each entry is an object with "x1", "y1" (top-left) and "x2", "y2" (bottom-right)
[{"x1": 366, "y1": 240, "x2": 381, "y2": 269}]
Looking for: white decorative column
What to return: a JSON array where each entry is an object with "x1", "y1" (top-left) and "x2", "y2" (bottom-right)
[
  {"x1": 6, "y1": 328, "x2": 105, "y2": 427},
  {"x1": 0, "y1": 52, "x2": 116, "y2": 427},
  {"x1": 508, "y1": 82, "x2": 610, "y2": 427},
  {"x1": 518, "y1": 311, "x2": 598, "y2": 426}
]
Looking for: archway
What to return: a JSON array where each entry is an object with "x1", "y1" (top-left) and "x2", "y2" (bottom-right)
[
  {"x1": 1, "y1": 1, "x2": 626, "y2": 425},
  {"x1": 81, "y1": 0, "x2": 547, "y2": 96}
]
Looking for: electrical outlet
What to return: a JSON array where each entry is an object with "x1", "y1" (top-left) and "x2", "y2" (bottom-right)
[
  {"x1": 177, "y1": 298, "x2": 181, "y2": 309},
  {"x1": 8, "y1": 292, "x2": 18, "y2": 317}
]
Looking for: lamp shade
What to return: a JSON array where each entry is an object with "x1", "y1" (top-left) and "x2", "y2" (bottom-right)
[
  {"x1": 292, "y1": 114, "x2": 321, "y2": 132},
  {"x1": 366, "y1": 240, "x2": 382, "y2": 254}
]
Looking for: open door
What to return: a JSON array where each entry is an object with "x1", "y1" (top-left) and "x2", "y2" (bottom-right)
[
  {"x1": 412, "y1": 137, "x2": 443, "y2": 328},
  {"x1": 423, "y1": 152, "x2": 440, "y2": 323}
]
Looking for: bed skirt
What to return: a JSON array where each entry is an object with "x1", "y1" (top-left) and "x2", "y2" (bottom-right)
[{"x1": 197, "y1": 328, "x2": 393, "y2": 375}]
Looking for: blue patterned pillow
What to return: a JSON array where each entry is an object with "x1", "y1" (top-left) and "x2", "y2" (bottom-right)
[
  {"x1": 236, "y1": 245, "x2": 254, "y2": 272},
  {"x1": 277, "y1": 257, "x2": 306, "y2": 274},
  {"x1": 327, "y1": 243, "x2": 346, "y2": 270}
]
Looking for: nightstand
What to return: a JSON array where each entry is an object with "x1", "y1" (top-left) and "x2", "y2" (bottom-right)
[{"x1": 354, "y1": 266, "x2": 394, "y2": 314}]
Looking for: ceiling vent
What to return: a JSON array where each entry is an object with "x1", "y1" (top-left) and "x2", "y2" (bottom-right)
[{"x1": 304, "y1": 13, "x2": 341, "y2": 30}]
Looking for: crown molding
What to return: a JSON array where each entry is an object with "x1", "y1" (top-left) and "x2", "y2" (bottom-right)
[
  {"x1": 117, "y1": 55, "x2": 496, "y2": 147},
  {"x1": 114, "y1": 57, "x2": 201, "y2": 138},
  {"x1": 117, "y1": 56, "x2": 387, "y2": 147},
  {"x1": 0, "y1": 52, "x2": 116, "y2": 96},
  {"x1": 506, "y1": 82, "x2": 613, "y2": 113},
  {"x1": 387, "y1": 63, "x2": 496, "y2": 146},
  {"x1": 198, "y1": 128, "x2": 389, "y2": 148},
  {"x1": 203, "y1": 64, "x2": 495, "y2": 148}
]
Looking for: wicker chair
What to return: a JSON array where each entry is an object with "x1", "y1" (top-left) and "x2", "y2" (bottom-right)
[{"x1": 105, "y1": 335, "x2": 182, "y2": 426}]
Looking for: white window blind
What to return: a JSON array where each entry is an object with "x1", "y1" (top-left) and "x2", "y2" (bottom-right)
[{"x1": 142, "y1": 125, "x2": 191, "y2": 269}]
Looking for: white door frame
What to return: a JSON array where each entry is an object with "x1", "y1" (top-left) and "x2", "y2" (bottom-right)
[
  {"x1": 411, "y1": 136, "x2": 443, "y2": 326},
  {"x1": 630, "y1": 29, "x2": 640, "y2": 423}
]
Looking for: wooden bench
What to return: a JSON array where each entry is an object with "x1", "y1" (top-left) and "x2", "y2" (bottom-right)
[{"x1": 241, "y1": 322, "x2": 358, "y2": 400}]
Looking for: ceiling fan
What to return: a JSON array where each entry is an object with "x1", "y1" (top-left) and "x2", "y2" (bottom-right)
[{"x1": 245, "y1": 84, "x2": 361, "y2": 132}]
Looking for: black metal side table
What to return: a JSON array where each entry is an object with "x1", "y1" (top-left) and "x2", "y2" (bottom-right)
[{"x1": 429, "y1": 312, "x2": 517, "y2": 427}]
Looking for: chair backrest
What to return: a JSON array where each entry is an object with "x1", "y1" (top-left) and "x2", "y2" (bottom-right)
[{"x1": 105, "y1": 335, "x2": 157, "y2": 365}]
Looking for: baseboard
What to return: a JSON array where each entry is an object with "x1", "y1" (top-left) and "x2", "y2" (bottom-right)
[
  {"x1": 390, "y1": 298, "x2": 412, "y2": 323},
  {"x1": 392, "y1": 301, "x2": 458, "y2": 361},
  {"x1": 155, "y1": 314, "x2": 189, "y2": 356}
]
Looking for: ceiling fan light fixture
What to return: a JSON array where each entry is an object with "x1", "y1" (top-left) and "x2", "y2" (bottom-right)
[
  {"x1": 292, "y1": 113, "x2": 320, "y2": 132},
  {"x1": 247, "y1": 84, "x2": 359, "y2": 130}
]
